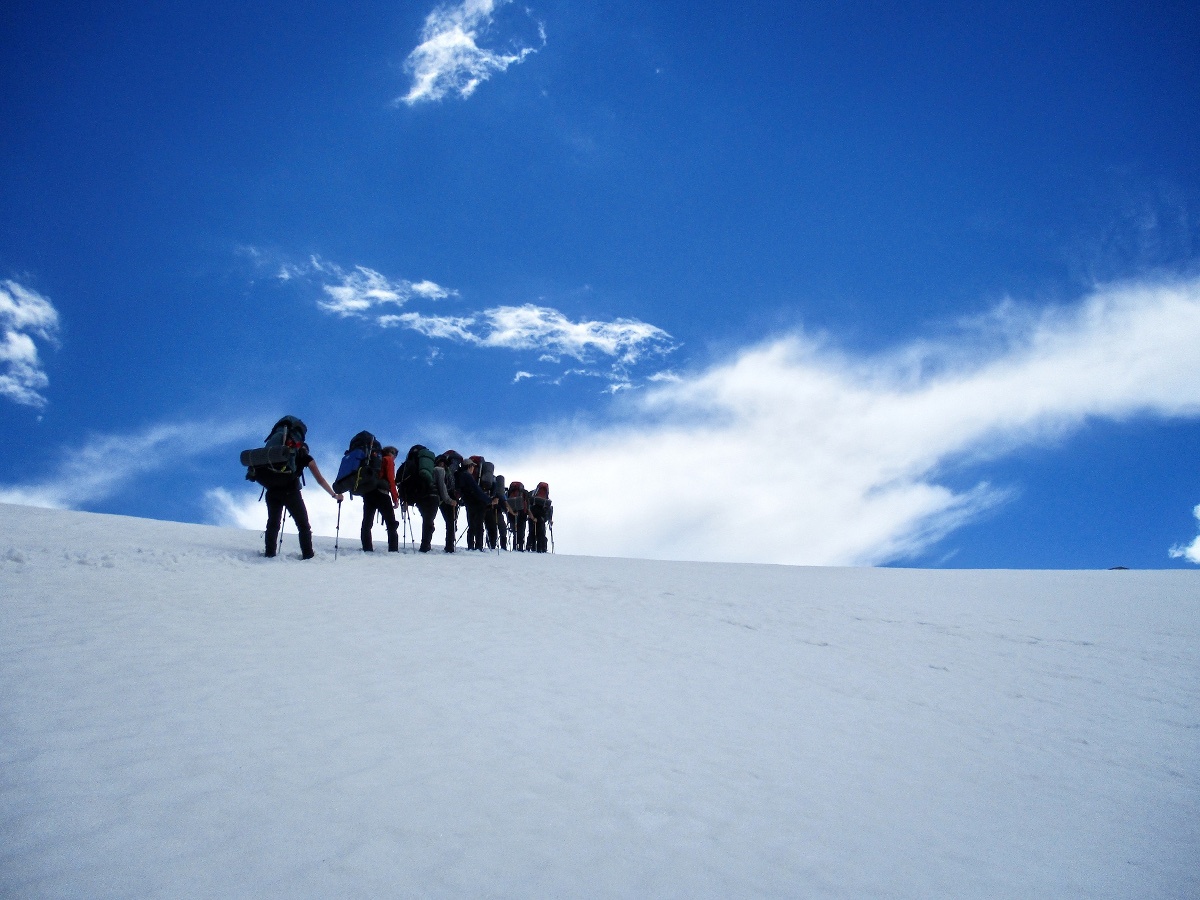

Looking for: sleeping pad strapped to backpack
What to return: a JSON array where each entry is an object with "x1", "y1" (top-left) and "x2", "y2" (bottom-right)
[
  {"x1": 241, "y1": 416, "x2": 307, "y2": 489},
  {"x1": 333, "y1": 431, "x2": 384, "y2": 496}
]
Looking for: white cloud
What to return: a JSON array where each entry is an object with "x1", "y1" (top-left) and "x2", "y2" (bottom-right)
[
  {"x1": 401, "y1": 0, "x2": 545, "y2": 106},
  {"x1": 0, "y1": 420, "x2": 255, "y2": 510},
  {"x1": 1169, "y1": 504, "x2": 1200, "y2": 564},
  {"x1": 297, "y1": 258, "x2": 674, "y2": 379},
  {"x1": 394, "y1": 311, "x2": 479, "y2": 342},
  {"x1": 490, "y1": 278, "x2": 1200, "y2": 566},
  {"x1": 397, "y1": 304, "x2": 675, "y2": 367},
  {"x1": 0, "y1": 280, "x2": 60, "y2": 408},
  {"x1": 312, "y1": 262, "x2": 455, "y2": 319}
]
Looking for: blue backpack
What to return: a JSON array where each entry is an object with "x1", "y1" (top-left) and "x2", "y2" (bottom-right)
[{"x1": 333, "y1": 431, "x2": 384, "y2": 496}]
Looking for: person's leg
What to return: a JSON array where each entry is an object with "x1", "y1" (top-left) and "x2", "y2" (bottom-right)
[
  {"x1": 381, "y1": 501, "x2": 399, "y2": 552},
  {"x1": 264, "y1": 490, "x2": 285, "y2": 557},
  {"x1": 419, "y1": 498, "x2": 436, "y2": 551},
  {"x1": 484, "y1": 507, "x2": 497, "y2": 549},
  {"x1": 361, "y1": 494, "x2": 377, "y2": 551},
  {"x1": 440, "y1": 502, "x2": 456, "y2": 552},
  {"x1": 498, "y1": 511, "x2": 508, "y2": 550},
  {"x1": 285, "y1": 489, "x2": 315, "y2": 559},
  {"x1": 470, "y1": 506, "x2": 485, "y2": 550}
]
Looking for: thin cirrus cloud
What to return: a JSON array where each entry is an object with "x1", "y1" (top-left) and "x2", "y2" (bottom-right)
[
  {"x1": 491, "y1": 278, "x2": 1200, "y2": 566},
  {"x1": 400, "y1": 0, "x2": 545, "y2": 106},
  {"x1": 0, "y1": 420, "x2": 257, "y2": 511},
  {"x1": 394, "y1": 306, "x2": 676, "y2": 367},
  {"x1": 0, "y1": 280, "x2": 60, "y2": 408}
]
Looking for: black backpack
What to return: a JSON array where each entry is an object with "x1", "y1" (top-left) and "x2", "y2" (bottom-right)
[
  {"x1": 479, "y1": 459, "x2": 495, "y2": 491},
  {"x1": 399, "y1": 444, "x2": 437, "y2": 504},
  {"x1": 440, "y1": 450, "x2": 464, "y2": 500},
  {"x1": 241, "y1": 416, "x2": 307, "y2": 489},
  {"x1": 333, "y1": 431, "x2": 384, "y2": 496}
]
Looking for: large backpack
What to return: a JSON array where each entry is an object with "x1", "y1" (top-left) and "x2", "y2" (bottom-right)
[
  {"x1": 241, "y1": 416, "x2": 308, "y2": 489},
  {"x1": 333, "y1": 430, "x2": 384, "y2": 496},
  {"x1": 441, "y1": 450, "x2": 464, "y2": 500},
  {"x1": 478, "y1": 459, "x2": 495, "y2": 491},
  {"x1": 399, "y1": 444, "x2": 437, "y2": 504},
  {"x1": 507, "y1": 480, "x2": 526, "y2": 514},
  {"x1": 530, "y1": 482, "x2": 552, "y2": 517}
]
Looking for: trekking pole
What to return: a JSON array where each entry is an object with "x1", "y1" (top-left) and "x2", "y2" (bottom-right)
[
  {"x1": 550, "y1": 522, "x2": 555, "y2": 554},
  {"x1": 334, "y1": 498, "x2": 342, "y2": 561},
  {"x1": 277, "y1": 509, "x2": 289, "y2": 556}
]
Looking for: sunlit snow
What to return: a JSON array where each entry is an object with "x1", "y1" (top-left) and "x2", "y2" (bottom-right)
[{"x1": 1, "y1": 503, "x2": 1196, "y2": 897}]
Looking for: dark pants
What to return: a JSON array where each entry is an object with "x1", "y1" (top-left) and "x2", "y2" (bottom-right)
[
  {"x1": 361, "y1": 491, "x2": 398, "y2": 552},
  {"x1": 416, "y1": 496, "x2": 438, "y2": 552},
  {"x1": 484, "y1": 506, "x2": 498, "y2": 549},
  {"x1": 265, "y1": 485, "x2": 314, "y2": 559},
  {"x1": 496, "y1": 508, "x2": 508, "y2": 550},
  {"x1": 511, "y1": 512, "x2": 528, "y2": 550},
  {"x1": 531, "y1": 514, "x2": 548, "y2": 553},
  {"x1": 465, "y1": 503, "x2": 485, "y2": 550},
  {"x1": 440, "y1": 502, "x2": 457, "y2": 551}
]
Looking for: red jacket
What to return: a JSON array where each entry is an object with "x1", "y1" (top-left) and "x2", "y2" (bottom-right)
[{"x1": 381, "y1": 455, "x2": 398, "y2": 504}]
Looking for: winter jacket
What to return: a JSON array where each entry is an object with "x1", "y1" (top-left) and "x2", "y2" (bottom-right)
[
  {"x1": 434, "y1": 466, "x2": 455, "y2": 505},
  {"x1": 380, "y1": 454, "x2": 399, "y2": 505},
  {"x1": 456, "y1": 466, "x2": 491, "y2": 508}
]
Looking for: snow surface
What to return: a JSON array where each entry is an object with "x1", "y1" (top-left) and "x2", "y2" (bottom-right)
[{"x1": 1, "y1": 502, "x2": 1197, "y2": 899}]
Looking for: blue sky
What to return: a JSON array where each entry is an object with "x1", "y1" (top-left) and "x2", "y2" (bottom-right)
[{"x1": 2, "y1": 0, "x2": 1200, "y2": 566}]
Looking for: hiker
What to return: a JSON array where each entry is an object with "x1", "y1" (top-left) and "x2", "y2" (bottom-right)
[
  {"x1": 490, "y1": 475, "x2": 509, "y2": 550},
  {"x1": 361, "y1": 446, "x2": 400, "y2": 552},
  {"x1": 529, "y1": 482, "x2": 553, "y2": 553},
  {"x1": 508, "y1": 481, "x2": 529, "y2": 551},
  {"x1": 434, "y1": 452, "x2": 459, "y2": 553},
  {"x1": 456, "y1": 457, "x2": 491, "y2": 551},
  {"x1": 245, "y1": 416, "x2": 342, "y2": 560},
  {"x1": 398, "y1": 444, "x2": 440, "y2": 553}
]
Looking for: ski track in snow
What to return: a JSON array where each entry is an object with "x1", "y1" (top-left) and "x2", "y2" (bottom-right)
[{"x1": 1, "y1": 503, "x2": 1198, "y2": 898}]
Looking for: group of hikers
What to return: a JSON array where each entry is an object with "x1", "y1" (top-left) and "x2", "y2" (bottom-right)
[{"x1": 240, "y1": 416, "x2": 553, "y2": 560}]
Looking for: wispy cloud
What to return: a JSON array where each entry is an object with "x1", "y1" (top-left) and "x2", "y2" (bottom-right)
[
  {"x1": 1169, "y1": 504, "x2": 1200, "y2": 564},
  {"x1": 401, "y1": 0, "x2": 545, "y2": 105},
  {"x1": 398, "y1": 304, "x2": 675, "y2": 366},
  {"x1": 0, "y1": 280, "x2": 60, "y2": 408},
  {"x1": 288, "y1": 254, "x2": 676, "y2": 383},
  {"x1": 492, "y1": 278, "x2": 1200, "y2": 566},
  {"x1": 0, "y1": 420, "x2": 255, "y2": 510},
  {"x1": 296, "y1": 259, "x2": 455, "y2": 318}
]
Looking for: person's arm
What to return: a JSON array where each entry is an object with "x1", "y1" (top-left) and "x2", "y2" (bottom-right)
[
  {"x1": 306, "y1": 459, "x2": 344, "y2": 502},
  {"x1": 435, "y1": 468, "x2": 456, "y2": 506},
  {"x1": 385, "y1": 456, "x2": 399, "y2": 507}
]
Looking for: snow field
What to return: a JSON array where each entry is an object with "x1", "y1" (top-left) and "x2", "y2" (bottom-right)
[{"x1": 1, "y1": 503, "x2": 1197, "y2": 898}]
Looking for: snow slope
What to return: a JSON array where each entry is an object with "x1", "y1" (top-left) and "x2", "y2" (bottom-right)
[{"x1": 1, "y1": 503, "x2": 1197, "y2": 898}]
